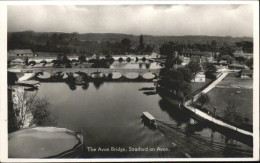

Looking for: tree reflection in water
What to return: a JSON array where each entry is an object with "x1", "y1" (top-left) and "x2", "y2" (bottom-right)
[
  {"x1": 158, "y1": 99, "x2": 190, "y2": 126},
  {"x1": 93, "y1": 80, "x2": 104, "y2": 90},
  {"x1": 145, "y1": 63, "x2": 151, "y2": 69},
  {"x1": 82, "y1": 83, "x2": 89, "y2": 90}
]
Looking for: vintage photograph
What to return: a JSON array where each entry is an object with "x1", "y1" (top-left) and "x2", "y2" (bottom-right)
[{"x1": 5, "y1": 2, "x2": 257, "y2": 160}]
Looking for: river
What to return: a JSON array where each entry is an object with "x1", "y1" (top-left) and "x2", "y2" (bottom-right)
[{"x1": 36, "y1": 82, "x2": 252, "y2": 158}]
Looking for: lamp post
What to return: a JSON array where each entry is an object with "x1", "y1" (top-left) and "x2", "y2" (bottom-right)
[{"x1": 213, "y1": 107, "x2": 217, "y2": 118}]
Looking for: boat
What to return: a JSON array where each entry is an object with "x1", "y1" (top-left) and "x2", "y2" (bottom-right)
[
  {"x1": 8, "y1": 127, "x2": 83, "y2": 158},
  {"x1": 37, "y1": 72, "x2": 51, "y2": 80},
  {"x1": 142, "y1": 112, "x2": 157, "y2": 127},
  {"x1": 16, "y1": 80, "x2": 40, "y2": 88},
  {"x1": 18, "y1": 69, "x2": 35, "y2": 81}
]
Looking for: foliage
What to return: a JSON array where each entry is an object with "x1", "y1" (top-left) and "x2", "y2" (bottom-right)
[
  {"x1": 142, "y1": 57, "x2": 146, "y2": 62},
  {"x1": 199, "y1": 93, "x2": 210, "y2": 107},
  {"x1": 158, "y1": 68, "x2": 191, "y2": 101},
  {"x1": 218, "y1": 46, "x2": 234, "y2": 62},
  {"x1": 159, "y1": 42, "x2": 176, "y2": 56},
  {"x1": 144, "y1": 44, "x2": 155, "y2": 54},
  {"x1": 12, "y1": 90, "x2": 56, "y2": 128},
  {"x1": 178, "y1": 67, "x2": 193, "y2": 82},
  {"x1": 78, "y1": 55, "x2": 87, "y2": 62},
  {"x1": 187, "y1": 61, "x2": 201, "y2": 74},
  {"x1": 245, "y1": 58, "x2": 253, "y2": 68},
  {"x1": 223, "y1": 101, "x2": 243, "y2": 125},
  {"x1": 139, "y1": 34, "x2": 144, "y2": 50},
  {"x1": 121, "y1": 38, "x2": 131, "y2": 52},
  {"x1": 235, "y1": 56, "x2": 246, "y2": 63},
  {"x1": 220, "y1": 55, "x2": 234, "y2": 64},
  {"x1": 8, "y1": 71, "x2": 18, "y2": 85},
  {"x1": 206, "y1": 63, "x2": 217, "y2": 73},
  {"x1": 235, "y1": 41, "x2": 253, "y2": 53}
]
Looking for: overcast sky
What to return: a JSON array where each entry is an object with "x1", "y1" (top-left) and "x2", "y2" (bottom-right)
[{"x1": 8, "y1": 5, "x2": 253, "y2": 37}]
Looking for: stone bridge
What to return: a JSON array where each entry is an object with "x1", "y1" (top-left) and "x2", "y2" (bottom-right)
[{"x1": 26, "y1": 68, "x2": 161, "y2": 76}]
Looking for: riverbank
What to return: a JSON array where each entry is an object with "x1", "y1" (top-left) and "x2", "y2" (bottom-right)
[{"x1": 184, "y1": 72, "x2": 253, "y2": 137}]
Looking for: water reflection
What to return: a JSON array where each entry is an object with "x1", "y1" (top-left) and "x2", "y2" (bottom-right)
[
  {"x1": 93, "y1": 80, "x2": 104, "y2": 90},
  {"x1": 158, "y1": 99, "x2": 190, "y2": 126},
  {"x1": 35, "y1": 82, "x2": 252, "y2": 158},
  {"x1": 110, "y1": 61, "x2": 162, "y2": 69}
]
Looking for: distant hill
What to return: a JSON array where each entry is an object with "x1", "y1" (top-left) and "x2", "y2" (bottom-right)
[{"x1": 8, "y1": 31, "x2": 253, "y2": 55}]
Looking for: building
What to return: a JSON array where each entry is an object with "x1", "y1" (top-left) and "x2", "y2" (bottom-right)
[
  {"x1": 180, "y1": 50, "x2": 213, "y2": 58},
  {"x1": 9, "y1": 49, "x2": 34, "y2": 57},
  {"x1": 180, "y1": 56, "x2": 190, "y2": 66},
  {"x1": 234, "y1": 52, "x2": 253, "y2": 59},
  {"x1": 191, "y1": 72, "x2": 205, "y2": 82},
  {"x1": 239, "y1": 69, "x2": 253, "y2": 79}
]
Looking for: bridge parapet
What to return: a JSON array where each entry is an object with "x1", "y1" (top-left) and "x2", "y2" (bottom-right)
[{"x1": 27, "y1": 68, "x2": 160, "y2": 76}]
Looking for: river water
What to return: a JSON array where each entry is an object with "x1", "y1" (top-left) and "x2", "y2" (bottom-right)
[{"x1": 37, "y1": 82, "x2": 252, "y2": 158}]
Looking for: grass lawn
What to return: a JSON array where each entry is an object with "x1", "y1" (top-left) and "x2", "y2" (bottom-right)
[
  {"x1": 217, "y1": 72, "x2": 253, "y2": 89},
  {"x1": 206, "y1": 87, "x2": 253, "y2": 124},
  {"x1": 189, "y1": 78, "x2": 212, "y2": 95}
]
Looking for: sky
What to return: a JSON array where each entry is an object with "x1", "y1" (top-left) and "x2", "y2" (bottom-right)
[{"x1": 8, "y1": 5, "x2": 253, "y2": 37}]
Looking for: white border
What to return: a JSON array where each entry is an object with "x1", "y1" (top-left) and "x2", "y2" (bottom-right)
[{"x1": 0, "y1": 1, "x2": 259, "y2": 162}]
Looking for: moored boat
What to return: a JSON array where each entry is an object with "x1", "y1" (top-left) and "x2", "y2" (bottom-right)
[
  {"x1": 37, "y1": 72, "x2": 51, "y2": 80},
  {"x1": 142, "y1": 112, "x2": 157, "y2": 127},
  {"x1": 16, "y1": 80, "x2": 40, "y2": 88}
]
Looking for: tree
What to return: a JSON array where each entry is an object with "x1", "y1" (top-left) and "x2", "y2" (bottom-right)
[
  {"x1": 187, "y1": 61, "x2": 201, "y2": 74},
  {"x1": 8, "y1": 71, "x2": 18, "y2": 85},
  {"x1": 245, "y1": 58, "x2": 253, "y2": 68},
  {"x1": 236, "y1": 41, "x2": 253, "y2": 53},
  {"x1": 159, "y1": 42, "x2": 176, "y2": 56},
  {"x1": 178, "y1": 67, "x2": 193, "y2": 82},
  {"x1": 139, "y1": 34, "x2": 144, "y2": 50},
  {"x1": 224, "y1": 101, "x2": 243, "y2": 125},
  {"x1": 169, "y1": 70, "x2": 184, "y2": 81},
  {"x1": 12, "y1": 89, "x2": 55, "y2": 128},
  {"x1": 206, "y1": 63, "x2": 217, "y2": 73},
  {"x1": 121, "y1": 38, "x2": 131, "y2": 52},
  {"x1": 25, "y1": 57, "x2": 29, "y2": 65},
  {"x1": 78, "y1": 55, "x2": 86, "y2": 62},
  {"x1": 144, "y1": 44, "x2": 154, "y2": 54},
  {"x1": 220, "y1": 55, "x2": 234, "y2": 64},
  {"x1": 218, "y1": 46, "x2": 234, "y2": 61},
  {"x1": 198, "y1": 93, "x2": 210, "y2": 108},
  {"x1": 235, "y1": 56, "x2": 246, "y2": 63}
]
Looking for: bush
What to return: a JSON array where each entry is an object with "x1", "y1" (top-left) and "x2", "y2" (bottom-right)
[{"x1": 142, "y1": 57, "x2": 146, "y2": 62}]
